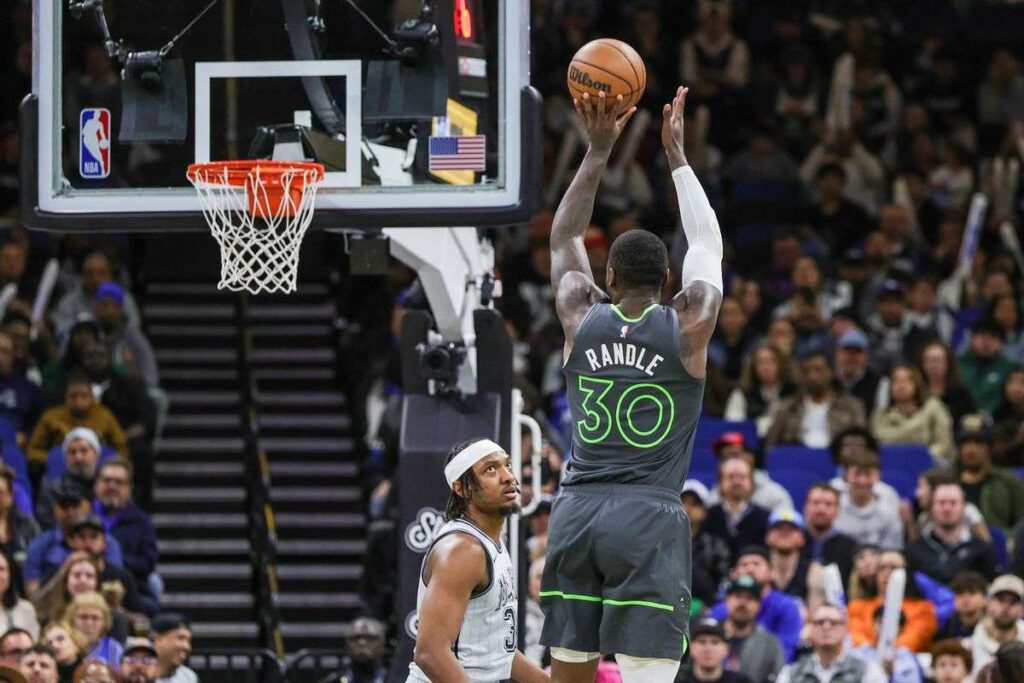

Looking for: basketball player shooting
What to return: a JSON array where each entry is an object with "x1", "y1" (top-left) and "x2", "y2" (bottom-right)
[
  {"x1": 407, "y1": 439, "x2": 549, "y2": 683},
  {"x1": 539, "y1": 86, "x2": 723, "y2": 683}
]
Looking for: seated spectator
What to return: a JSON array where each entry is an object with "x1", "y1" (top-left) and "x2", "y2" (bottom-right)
[
  {"x1": 19, "y1": 644, "x2": 58, "y2": 683},
  {"x1": 35, "y1": 429, "x2": 103, "y2": 530},
  {"x1": 723, "y1": 343, "x2": 797, "y2": 437},
  {"x1": 992, "y1": 367, "x2": 1024, "y2": 467},
  {"x1": 706, "y1": 434, "x2": 793, "y2": 510},
  {"x1": 0, "y1": 628, "x2": 34, "y2": 669},
  {"x1": 0, "y1": 332, "x2": 38, "y2": 442},
  {"x1": 908, "y1": 469, "x2": 991, "y2": 544},
  {"x1": 72, "y1": 660, "x2": 117, "y2": 682},
  {"x1": 50, "y1": 252, "x2": 141, "y2": 337},
  {"x1": 834, "y1": 329, "x2": 888, "y2": 415},
  {"x1": 806, "y1": 163, "x2": 872, "y2": 254},
  {"x1": 62, "y1": 592, "x2": 121, "y2": 667},
  {"x1": 0, "y1": 468, "x2": 39, "y2": 565},
  {"x1": 774, "y1": 256, "x2": 848, "y2": 331},
  {"x1": 938, "y1": 571, "x2": 989, "y2": 640},
  {"x1": 710, "y1": 546, "x2": 803, "y2": 662},
  {"x1": 681, "y1": 480, "x2": 731, "y2": 611},
  {"x1": 828, "y1": 427, "x2": 901, "y2": 511},
  {"x1": 958, "y1": 318, "x2": 1016, "y2": 415},
  {"x1": 713, "y1": 575, "x2": 785, "y2": 681},
  {"x1": 963, "y1": 574, "x2": 1024, "y2": 678},
  {"x1": 65, "y1": 516, "x2": 139, "y2": 618},
  {"x1": 524, "y1": 558, "x2": 544, "y2": 665},
  {"x1": 2, "y1": 314, "x2": 44, "y2": 387},
  {"x1": 955, "y1": 431, "x2": 1024, "y2": 531},
  {"x1": 92, "y1": 284, "x2": 158, "y2": 388},
  {"x1": 917, "y1": 341, "x2": 975, "y2": 428},
  {"x1": 0, "y1": 549, "x2": 36, "y2": 640},
  {"x1": 871, "y1": 364, "x2": 955, "y2": 466},
  {"x1": 834, "y1": 447, "x2": 904, "y2": 550},
  {"x1": 905, "y1": 480, "x2": 999, "y2": 584},
  {"x1": 764, "y1": 351, "x2": 866, "y2": 450},
  {"x1": 41, "y1": 622, "x2": 84, "y2": 681},
  {"x1": 39, "y1": 320, "x2": 99, "y2": 409},
  {"x1": 151, "y1": 613, "x2": 198, "y2": 683},
  {"x1": 26, "y1": 374, "x2": 127, "y2": 468},
  {"x1": 676, "y1": 616, "x2": 755, "y2": 683},
  {"x1": 802, "y1": 483, "x2": 857, "y2": 589},
  {"x1": 765, "y1": 509, "x2": 812, "y2": 601},
  {"x1": 931, "y1": 638, "x2": 973, "y2": 683},
  {"x1": 848, "y1": 550, "x2": 938, "y2": 653},
  {"x1": 93, "y1": 460, "x2": 157, "y2": 616},
  {"x1": 798, "y1": 127, "x2": 886, "y2": 217},
  {"x1": 704, "y1": 456, "x2": 770, "y2": 562},
  {"x1": 777, "y1": 604, "x2": 886, "y2": 683},
  {"x1": 981, "y1": 641, "x2": 1024, "y2": 683},
  {"x1": 864, "y1": 279, "x2": 922, "y2": 374},
  {"x1": 23, "y1": 478, "x2": 122, "y2": 595},
  {"x1": 33, "y1": 552, "x2": 129, "y2": 644},
  {"x1": 708, "y1": 297, "x2": 754, "y2": 383},
  {"x1": 120, "y1": 637, "x2": 159, "y2": 683},
  {"x1": 850, "y1": 605, "x2": 923, "y2": 683}
]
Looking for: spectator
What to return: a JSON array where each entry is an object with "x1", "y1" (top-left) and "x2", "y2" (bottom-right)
[
  {"x1": 764, "y1": 351, "x2": 866, "y2": 450},
  {"x1": 41, "y1": 622, "x2": 83, "y2": 682},
  {"x1": 802, "y1": 484, "x2": 858, "y2": 591},
  {"x1": 938, "y1": 572, "x2": 989, "y2": 640},
  {"x1": 992, "y1": 367, "x2": 1024, "y2": 467},
  {"x1": 38, "y1": 321, "x2": 99, "y2": 410},
  {"x1": 847, "y1": 550, "x2": 938, "y2": 652},
  {"x1": 19, "y1": 644, "x2": 58, "y2": 683},
  {"x1": 35, "y1": 429, "x2": 103, "y2": 530},
  {"x1": 0, "y1": 332, "x2": 39, "y2": 441},
  {"x1": 0, "y1": 549, "x2": 36, "y2": 640},
  {"x1": 982, "y1": 641, "x2": 1024, "y2": 683},
  {"x1": 850, "y1": 605, "x2": 923, "y2": 683},
  {"x1": 723, "y1": 343, "x2": 797, "y2": 437},
  {"x1": 976, "y1": 49, "x2": 1024, "y2": 149},
  {"x1": 908, "y1": 469, "x2": 991, "y2": 545},
  {"x1": 722, "y1": 126, "x2": 798, "y2": 187},
  {"x1": 50, "y1": 253, "x2": 141, "y2": 337},
  {"x1": 775, "y1": 256, "x2": 847, "y2": 335},
  {"x1": 708, "y1": 297, "x2": 753, "y2": 383},
  {"x1": 834, "y1": 447, "x2": 904, "y2": 550},
  {"x1": 92, "y1": 284, "x2": 158, "y2": 388},
  {"x1": 26, "y1": 373, "x2": 128, "y2": 468},
  {"x1": 681, "y1": 480, "x2": 731, "y2": 610},
  {"x1": 93, "y1": 460, "x2": 157, "y2": 616},
  {"x1": 958, "y1": 318, "x2": 1016, "y2": 415},
  {"x1": 714, "y1": 575, "x2": 785, "y2": 682},
  {"x1": 828, "y1": 427, "x2": 901, "y2": 512},
  {"x1": 524, "y1": 558, "x2": 544, "y2": 665},
  {"x1": 833, "y1": 329, "x2": 888, "y2": 415},
  {"x1": 706, "y1": 434, "x2": 793, "y2": 510},
  {"x1": 22, "y1": 478, "x2": 123, "y2": 595},
  {"x1": 0, "y1": 629, "x2": 33, "y2": 668},
  {"x1": 710, "y1": 546, "x2": 803, "y2": 662},
  {"x1": 916, "y1": 341, "x2": 975, "y2": 429},
  {"x1": 62, "y1": 592, "x2": 121, "y2": 668},
  {"x1": 954, "y1": 431, "x2": 1024, "y2": 531},
  {"x1": 905, "y1": 481, "x2": 998, "y2": 585},
  {"x1": 806, "y1": 163, "x2": 872, "y2": 254},
  {"x1": 151, "y1": 613, "x2": 197, "y2": 683},
  {"x1": 798, "y1": 128, "x2": 886, "y2": 216},
  {"x1": 871, "y1": 364, "x2": 955, "y2": 466},
  {"x1": 704, "y1": 456, "x2": 770, "y2": 562},
  {"x1": 32, "y1": 554, "x2": 116, "y2": 634},
  {"x1": 71, "y1": 660, "x2": 116, "y2": 682},
  {"x1": 765, "y1": 509, "x2": 811, "y2": 601},
  {"x1": 863, "y1": 279, "x2": 918, "y2": 374},
  {"x1": 905, "y1": 276, "x2": 953, "y2": 344},
  {"x1": 328, "y1": 617, "x2": 386, "y2": 683},
  {"x1": 989, "y1": 294, "x2": 1024, "y2": 367},
  {"x1": 65, "y1": 516, "x2": 139, "y2": 618},
  {"x1": 963, "y1": 574, "x2": 1024, "y2": 678},
  {"x1": 931, "y1": 638, "x2": 973, "y2": 683},
  {"x1": 675, "y1": 617, "x2": 754, "y2": 683},
  {"x1": 120, "y1": 637, "x2": 158, "y2": 683},
  {"x1": 776, "y1": 604, "x2": 886, "y2": 683},
  {"x1": 2, "y1": 315, "x2": 42, "y2": 387},
  {"x1": 0, "y1": 468, "x2": 39, "y2": 565}
]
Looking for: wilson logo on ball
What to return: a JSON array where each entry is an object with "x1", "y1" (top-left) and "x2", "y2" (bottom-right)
[{"x1": 568, "y1": 66, "x2": 611, "y2": 94}]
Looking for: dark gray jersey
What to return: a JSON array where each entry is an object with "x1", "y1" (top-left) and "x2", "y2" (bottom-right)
[{"x1": 562, "y1": 303, "x2": 705, "y2": 492}]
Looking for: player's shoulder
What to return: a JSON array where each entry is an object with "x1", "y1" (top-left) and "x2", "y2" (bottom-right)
[{"x1": 431, "y1": 530, "x2": 490, "y2": 565}]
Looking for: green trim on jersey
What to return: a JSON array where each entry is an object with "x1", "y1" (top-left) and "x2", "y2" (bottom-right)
[{"x1": 609, "y1": 303, "x2": 659, "y2": 323}]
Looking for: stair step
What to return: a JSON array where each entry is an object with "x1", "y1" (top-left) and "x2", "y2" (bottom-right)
[
  {"x1": 277, "y1": 540, "x2": 366, "y2": 555},
  {"x1": 276, "y1": 513, "x2": 365, "y2": 529},
  {"x1": 280, "y1": 622, "x2": 347, "y2": 638},
  {"x1": 165, "y1": 414, "x2": 240, "y2": 429},
  {"x1": 157, "y1": 462, "x2": 244, "y2": 477},
  {"x1": 189, "y1": 622, "x2": 259, "y2": 639},
  {"x1": 157, "y1": 348, "x2": 237, "y2": 364},
  {"x1": 271, "y1": 487, "x2": 360, "y2": 503},
  {"x1": 147, "y1": 283, "x2": 236, "y2": 297},
  {"x1": 159, "y1": 437, "x2": 245, "y2": 453},
  {"x1": 279, "y1": 593, "x2": 360, "y2": 609},
  {"x1": 144, "y1": 303, "x2": 235, "y2": 320},
  {"x1": 159, "y1": 563, "x2": 250, "y2": 579},
  {"x1": 270, "y1": 462, "x2": 358, "y2": 478},
  {"x1": 162, "y1": 592, "x2": 254, "y2": 608},
  {"x1": 258, "y1": 391, "x2": 345, "y2": 407},
  {"x1": 260, "y1": 414, "x2": 350, "y2": 430},
  {"x1": 251, "y1": 348, "x2": 333, "y2": 364},
  {"x1": 155, "y1": 487, "x2": 245, "y2": 504},
  {"x1": 154, "y1": 513, "x2": 246, "y2": 529},
  {"x1": 167, "y1": 391, "x2": 238, "y2": 406},
  {"x1": 278, "y1": 565, "x2": 361, "y2": 580},
  {"x1": 160, "y1": 539, "x2": 250, "y2": 554},
  {"x1": 249, "y1": 303, "x2": 334, "y2": 321},
  {"x1": 150, "y1": 325, "x2": 237, "y2": 338},
  {"x1": 252, "y1": 367, "x2": 334, "y2": 382},
  {"x1": 162, "y1": 368, "x2": 238, "y2": 382},
  {"x1": 260, "y1": 437, "x2": 354, "y2": 453}
]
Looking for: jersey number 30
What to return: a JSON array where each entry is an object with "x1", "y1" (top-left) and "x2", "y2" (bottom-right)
[
  {"x1": 576, "y1": 376, "x2": 675, "y2": 448},
  {"x1": 503, "y1": 607, "x2": 516, "y2": 652}
]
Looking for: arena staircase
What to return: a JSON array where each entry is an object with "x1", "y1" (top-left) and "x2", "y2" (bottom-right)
[{"x1": 145, "y1": 279, "x2": 366, "y2": 653}]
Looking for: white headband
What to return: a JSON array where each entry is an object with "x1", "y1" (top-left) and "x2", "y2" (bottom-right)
[{"x1": 445, "y1": 439, "x2": 503, "y2": 489}]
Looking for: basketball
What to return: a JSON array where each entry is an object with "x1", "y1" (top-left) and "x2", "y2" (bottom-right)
[{"x1": 567, "y1": 39, "x2": 647, "y2": 110}]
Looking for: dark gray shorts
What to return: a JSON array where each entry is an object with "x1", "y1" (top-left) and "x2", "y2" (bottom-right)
[{"x1": 539, "y1": 482, "x2": 692, "y2": 660}]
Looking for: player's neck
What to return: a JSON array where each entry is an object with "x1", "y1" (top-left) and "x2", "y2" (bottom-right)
[
  {"x1": 461, "y1": 510, "x2": 503, "y2": 543},
  {"x1": 612, "y1": 291, "x2": 659, "y2": 315}
]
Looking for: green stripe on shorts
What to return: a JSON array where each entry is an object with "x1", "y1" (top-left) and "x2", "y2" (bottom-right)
[{"x1": 540, "y1": 591, "x2": 675, "y2": 612}]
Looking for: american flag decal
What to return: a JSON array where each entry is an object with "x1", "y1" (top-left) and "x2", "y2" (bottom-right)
[{"x1": 428, "y1": 135, "x2": 486, "y2": 171}]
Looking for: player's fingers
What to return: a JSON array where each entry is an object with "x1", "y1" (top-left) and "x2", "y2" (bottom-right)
[
  {"x1": 597, "y1": 91, "x2": 609, "y2": 120},
  {"x1": 581, "y1": 93, "x2": 593, "y2": 123},
  {"x1": 617, "y1": 106, "x2": 638, "y2": 130}
]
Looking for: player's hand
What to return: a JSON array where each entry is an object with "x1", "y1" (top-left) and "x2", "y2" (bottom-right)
[
  {"x1": 661, "y1": 86, "x2": 689, "y2": 170},
  {"x1": 574, "y1": 92, "x2": 636, "y2": 155}
]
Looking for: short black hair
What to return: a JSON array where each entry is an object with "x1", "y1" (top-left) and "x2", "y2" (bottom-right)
[
  {"x1": 24, "y1": 643, "x2": 57, "y2": 662},
  {"x1": 608, "y1": 230, "x2": 668, "y2": 291},
  {"x1": 829, "y1": 426, "x2": 878, "y2": 463},
  {"x1": 950, "y1": 571, "x2": 988, "y2": 595},
  {"x1": 815, "y1": 162, "x2": 846, "y2": 182},
  {"x1": 0, "y1": 627, "x2": 32, "y2": 650}
]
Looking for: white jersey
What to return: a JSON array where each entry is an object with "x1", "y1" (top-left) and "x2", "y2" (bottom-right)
[{"x1": 407, "y1": 518, "x2": 517, "y2": 682}]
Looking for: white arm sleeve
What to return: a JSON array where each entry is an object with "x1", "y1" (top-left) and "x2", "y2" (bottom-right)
[{"x1": 673, "y1": 165, "x2": 723, "y2": 293}]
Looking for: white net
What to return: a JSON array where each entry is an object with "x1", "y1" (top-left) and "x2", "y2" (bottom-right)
[{"x1": 187, "y1": 162, "x2": 324, "y2": 294}]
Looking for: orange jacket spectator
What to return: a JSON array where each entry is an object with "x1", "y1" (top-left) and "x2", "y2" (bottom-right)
[
  {"x1": 27, "y1": 373, "x2": 128, "y2": 464},
  {"x1": 847, "y1": 595, "x2": 938, "y2": 652}
]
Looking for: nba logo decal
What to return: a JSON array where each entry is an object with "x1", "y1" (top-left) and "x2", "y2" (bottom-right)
[{"x1": 79, "y1": 108, "x2": 111, "y2": 179}]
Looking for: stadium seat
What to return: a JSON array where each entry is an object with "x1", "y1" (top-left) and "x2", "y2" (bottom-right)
[
  {"x1": 767, "y1": 469, "x2": 818, "y2": 509},
  {"x1": 1, "y1": 444, "x2": 30, "y2": 491},
  {"x1": 688, "y1": 469, "x2": 717, "y2": 491},
  {"x1": 690, "y1": 448, "x2": 717, "y2": 472},
  {"x1": 765, "y1": 446, "x2": 834, "y2": 480},
  {"x1": 45, "y1": 444, "x2": 119, "y2": 481},
  {"x1": 1015, "y1": 467, "x2": 1024, "y2": 481},
  {"x1": 693, "y1": 418, "x2": 760, "y2": 453},
  {"x1": 989, "y1": 525, "x2": 1008, "y2": 568},
  {"x1": 881, "y1": 468, "x2": 918, "y2": 500},
  {"x1": 879, "y1": 444, "x2": 933, "y2": 480}
]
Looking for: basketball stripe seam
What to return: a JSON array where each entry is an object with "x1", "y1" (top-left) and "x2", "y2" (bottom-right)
[
  {"x1": 603, "y1": 41, "x2": 644, "y2": 93},
  {"x1": 570, "y1": 58, "x2": 635, "y2": 94}
]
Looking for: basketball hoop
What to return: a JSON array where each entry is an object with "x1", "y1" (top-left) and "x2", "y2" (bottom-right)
[{"x1": 186, "y1": 160, "x2": 325, "y2": 294}]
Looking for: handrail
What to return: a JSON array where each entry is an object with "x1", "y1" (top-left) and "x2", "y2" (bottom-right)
[{"x1": 236, "y1": 293, "x2": 285, "y2": 658}]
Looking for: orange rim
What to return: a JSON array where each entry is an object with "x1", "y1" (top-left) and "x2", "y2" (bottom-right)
[{"x1": 187, "y1": 160, "x2": 325, "y2": 186}]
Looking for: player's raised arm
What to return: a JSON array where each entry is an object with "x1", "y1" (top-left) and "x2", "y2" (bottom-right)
[
  {"x1": 663, "y1": 86, "x2": 723, "y2": 378},
  {"x1": 551, "y1": 93, "x2": 636, "y2": 343}
]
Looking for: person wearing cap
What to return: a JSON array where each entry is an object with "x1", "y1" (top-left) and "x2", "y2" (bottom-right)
[
  {"x1": 765, "y1": 509, "x2": 812, "y2": 601},
  {"x1": 681, "y1": 480, "x2": 731, "y2": 610},
  {"x1": 963, "y1": 574, "x2": 1024, "y2": 678},
  {"x1": 151, "y1": 613, "x2": 197, "y2": 683},
  {"x1": 714, "y1": 574, "x2": 785, "y2": 682},
  {"x1": 26, "y1": 371, "x2": 128, "y2": 467},
  {"x1": 34, "y1": 427, "x2": 103, "y2": 530},
  {"x1": 408, "y1": 438, "x2": 546, "y2": 683},
  {"x1": 710, "y1": 547, "x2": 802, "y2": 663},
  {"x1": 704, "y1": 456, "x2": 771, "y2": 563},
  {"x1": 92, "y1": 282, "x2": 158, "y2": 388},
  {"x1": 705, "y1": 432, "x2": 794, "y2": 511},
  {"x1": 0, "y1": 330, "x2": 39, "y2": 442},
  {"x1": 834, "y1": 446, "x2": 904, "y2": 551},
  {"x1": 954, "y1": 431, "x2": 1024, "y2": 531},
  {"x1": 863, "y1": 278, "x2": 920, "y2": 375},
  {"x1": 833, "y1": 328, "x2": 889, "y2": 414},
  {"x1": 777, "y1": 604, "x2": 886, "y2": 683},
  {"x1": 65, "y1": 514, "x2": 141, "y2": 616},
  {"x1": 121, "y1": 637, "x2": 159, "y2": 683},
  {"x1": 676, "y1": 617, "x2": 754, "y2": 683},
  {"x1": 871, "y1": 363, "x2": 955, "y2": 466},
  {"x1": 957, "y1": 318, "x2": 1016, "y2": 415}
]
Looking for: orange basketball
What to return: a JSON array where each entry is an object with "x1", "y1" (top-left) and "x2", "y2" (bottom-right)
[{"x1": 567, "y1": 39, "x2": 647, "y2": 111}]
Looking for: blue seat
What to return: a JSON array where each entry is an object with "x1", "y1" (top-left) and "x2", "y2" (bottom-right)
[
  {"x1": 766, "y1": 446, "x2": 834, "y2": 480},
  {"x1": 694, "y1": 418, "x2": 760, "y2": 454},
  {"x1": 1, "y1": 444, "x2": 30, "y2": 491},
  {"x1": 45, "y1": 444, "x2": 118, "y2": 481},
  {"x1": 989, "y1": 525, "x2": 1008, "y2": 569},
  {"x1": 688, "y1": 469, "x2": 717, "y2": 491},
  {"x1": 690, "y1": 448, "x2": 717, "y2": 473},
  {"x1": 881, "y1": 468, "x2": 918, "y2": 500},
  {"x1": 1014, "y1": 467, "x2": 1024, "y2": 481},
  {"x1": 768, "y1": 469, "x2": 819, "y2": 510},
  {"x1": 879, "y1": 445, "x2": 933, "y2": 480}
]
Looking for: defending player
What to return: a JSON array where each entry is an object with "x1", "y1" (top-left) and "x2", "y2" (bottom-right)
[
  {"x1": 407, "y1": 438, "x2": 549, "y2": 683},
  {"x1": 539, "y1": 86, "x2": 723, "y2": 683}
]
